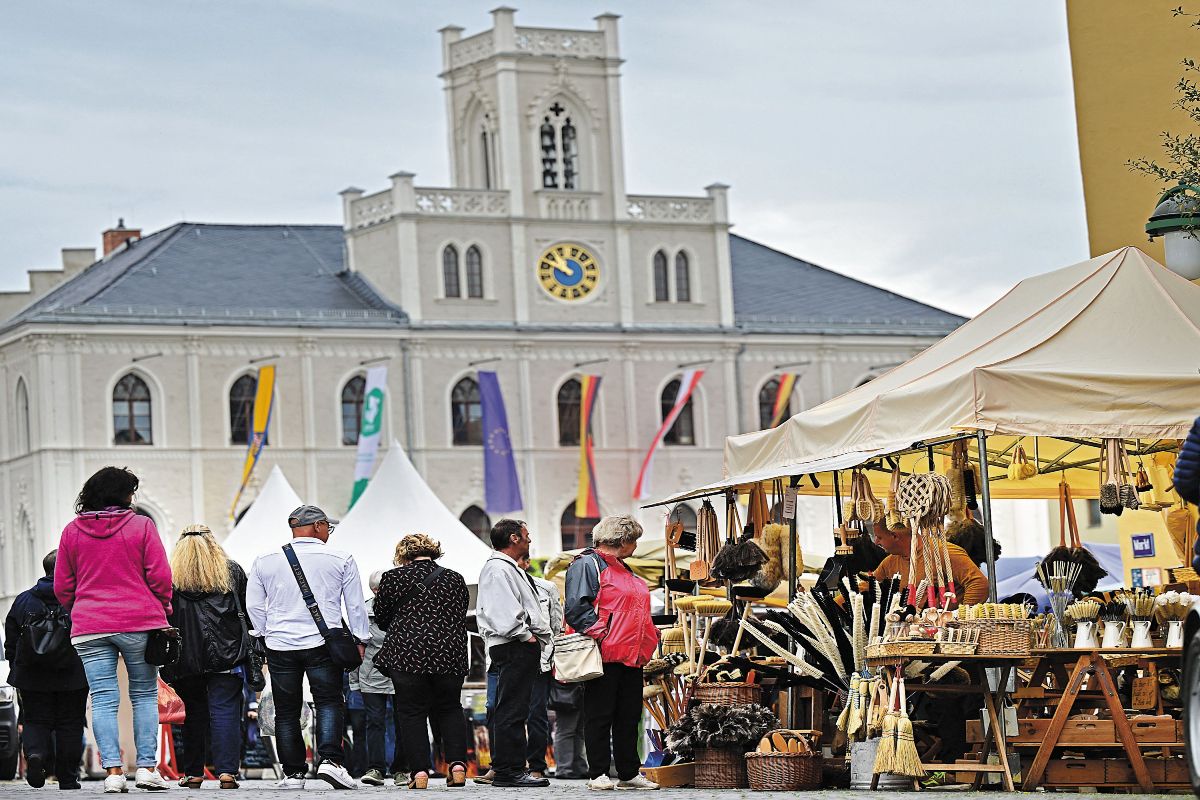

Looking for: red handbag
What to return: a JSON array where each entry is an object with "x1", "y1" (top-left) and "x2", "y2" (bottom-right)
[{"x1": 157, "y1": 677, "x2": 185, "y2": 724}]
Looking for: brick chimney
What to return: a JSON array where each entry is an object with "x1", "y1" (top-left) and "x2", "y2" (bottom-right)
[{"x1": 102, "y1": 218, "x2": 140, "y2": 255}]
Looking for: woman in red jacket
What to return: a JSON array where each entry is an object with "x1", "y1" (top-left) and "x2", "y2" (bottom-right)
[{"x1": 564, "y1": 515, "x2": 660, "y2": 791}]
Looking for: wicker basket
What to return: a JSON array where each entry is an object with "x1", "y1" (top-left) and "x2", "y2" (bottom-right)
[
  {"x1": 958, "y1": 619, "x2": 1031, "y2": 656},
  {"x1": 694, "y1": 681, "x2": 762, "y2": 706},
  {"x1": 695, "y1": 747, "x2": 748, "y2": 789},
  {"x1": 744, "y1": 752, "x2": 823, "y2": 791},
  {"x1": 880, "y1": 640, "x2": 936, "y2": 657},
  {"x1": 936, "y1": 641, "x2": 978, "y2": 656}
]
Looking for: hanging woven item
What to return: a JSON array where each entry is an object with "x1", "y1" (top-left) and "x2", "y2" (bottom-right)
[
  {"x1": 1007, "y1": 443, "x2": 1038, "y2": 481},
  {"x1": 691, "y1": 500, "x2": 722, "y2": 582},
  {"x1": 1099, "y1": 439, "x2": 1122, "y2": 515},
  {"x1": 1117, "y1": 443, "x2": 1140, "y2": 511},
  {"x1": 895, "y1": 470, "x2": 955, "y2": 608},
  {"x1": 1038, "y1": 481, "x2": 1107, "y2": 595},
  {"x1": 885, "y1": 463, "x2": 904, "y2": 529}
]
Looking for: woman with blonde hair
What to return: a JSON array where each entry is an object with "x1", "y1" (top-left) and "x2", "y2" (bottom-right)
[
  {"x1": 164, "y1": 525, "x2": 253, "y2": 789},
  {"x1": 374, "y1": 533, "x2": 470, "y2": 789}
]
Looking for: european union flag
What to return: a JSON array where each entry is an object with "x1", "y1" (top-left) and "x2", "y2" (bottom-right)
[{"x1": 479, "y1": 370, "x2": 523, "y2": 514}]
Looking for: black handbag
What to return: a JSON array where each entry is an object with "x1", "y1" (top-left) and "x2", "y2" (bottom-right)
[
  {"x1": 230, "y1": 586, "x2": 267, "y2": 692},
  {"x1": 145, "y1": 627, "x2": 182, "y2": 667},
  {"x1": 282, "y1": 544, "x2": 363, "y2": 672},
  {"x1": 548, "y1": 679, "x2": 585, "y2": 713}
]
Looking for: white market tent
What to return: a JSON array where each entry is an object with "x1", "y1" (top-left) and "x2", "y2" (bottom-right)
[
  {"x1": 222, "y1": 465, "x2": 304, "y2": 570},
  {"x1": 334, "y1": 441, "x2": 492, "y2": 589}
]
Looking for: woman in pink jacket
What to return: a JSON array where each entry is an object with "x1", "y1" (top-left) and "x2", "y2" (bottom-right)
[{"x1": 55, "y1": 467, "x2": 173, "y2": 793}]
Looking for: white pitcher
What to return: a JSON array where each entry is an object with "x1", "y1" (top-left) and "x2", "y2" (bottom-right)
[
  {"x1": 1101, "y1": 620, "x2": 1126, "y2": 648},
  {"x1": 1074, "y1": 620, "x2": 1098, "y2": 649},
  {"x1": 1167, "y1": 619, "x2": 1184, "y2": 648},
  {"x1": 1130, "y1": 620, "x2": 1153, "y2": 649}
]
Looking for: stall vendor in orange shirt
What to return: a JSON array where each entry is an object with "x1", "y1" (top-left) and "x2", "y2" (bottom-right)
[{"x1": 869, "y1": 520, "x2": 990, "y2": 608}]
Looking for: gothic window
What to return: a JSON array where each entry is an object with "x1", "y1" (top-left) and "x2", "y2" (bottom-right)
[
  {"x1": 460, "y1": 505, "x2": 492, "y2": 543},
  {"x1": 561, "y1": 503, "x2": 599, "y2": 551},
  {"x1": 14, "y1": 378, "x2": 29, "y2": 455},
  {"x1": 113, "y1": 373, "x2": 152, "y2": 445},
  {"x1": 341, "y1": 375, "x2": 366, "y2": 446},
  {"x1": 759, "y1": 378, "x2": 781, "y2": 430},
  {"x1": 653, "y1": 250, "x2": 670, "y2": 302},
  {"x1": 230, "y1": 374, "x2": 265, "y2": 446},
  {"x1": 481, "y1": 129, "x2": 496, "y2": 190},
  {"x1": 557, "y1": 379, "x2": 582, "y2": 447},
  {"x1": 661, "y1": 378, "x2": 696, "y2": 446},
  {"x1": 451, "y1": 377, "x2": 482, "y2": 446},
  {"x1": 443, "y1": 245, "x2": 461, "y2": 298},
  {"x1": 675, "y1": 251, "x2": 691, "y2": 302},
  {"x1": 466, "y1": 246, "x2": 484, "y2": 299},
  {"x1": 539, "y1": 102, "x2": 583, "y2": 191}
]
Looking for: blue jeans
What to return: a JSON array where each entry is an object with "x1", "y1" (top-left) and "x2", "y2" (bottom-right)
[
  {"x1": 74, "y1": 633, "x2": 159, "y2": 769},
  {"x1": 362, "y1": 692, "x2": 405, "y2": 774},
  {"x1": 266, "y1": 645, "x2": 345, "y2": 776},
  {"x1": 171, "y1": 673, "x2": 244, "y2": 777}
]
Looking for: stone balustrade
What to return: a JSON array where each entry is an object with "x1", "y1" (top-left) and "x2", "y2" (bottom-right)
[
  {"x1": 350, "y1": 190, "x2": 394, "y2": 229},
  {"x1": 448, "y1": 30, "x2": 494, "y2": 69},
  {"x1": 513, "y1": 27, "x2": 605, "y2": 58},
  {"x1": 414, "y1": 188, "x2": 509, "y2": 216},
  {"x1": 537, "y1": 190, "x2": 599, "y2": 221},
  {"x1": 626, "y1": 195, "x2": 715, "y2": 223}
]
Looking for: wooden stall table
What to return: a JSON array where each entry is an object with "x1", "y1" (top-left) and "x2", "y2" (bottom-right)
[
  {"x1": 1014, "y1": 647, "x2": 1184, "y2": 793},
  {"x1": 867, "y1": 653, "x2": 1024, "y2": 791}
]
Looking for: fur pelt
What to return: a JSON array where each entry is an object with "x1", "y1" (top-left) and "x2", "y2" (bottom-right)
[{"x1": 750, "y1": 523, "x2": 805, "y2": 591}]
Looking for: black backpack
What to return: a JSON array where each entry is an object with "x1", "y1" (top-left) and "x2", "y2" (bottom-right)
[{"x1": 17, "y1": 603, "x2": 74, "y2": 669}]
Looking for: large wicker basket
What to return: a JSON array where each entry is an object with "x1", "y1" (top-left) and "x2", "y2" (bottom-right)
[
  {"x1": 694, "y1": 748, "x2": 749, "y2": 789},
  {"x1": 745, "y1": 752, "x2": 823, "y2": 791},
  {"x1": 958, "y1": 619, "x2": 1032, "y2": 656},
  {"x1": 694, "y1": 682, "x2": 762, "y2": 706}
]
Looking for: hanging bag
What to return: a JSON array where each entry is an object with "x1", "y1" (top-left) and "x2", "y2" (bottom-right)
[
  {"x1": 16, "y1": 603, "x2": 74, "y2": 669},
  {"x1": 158, "y1": 677, "x2": 186, "y2": 724},
  {"x1": 230, "y1": 584, "x2": 267, "y2": 693},
  {"x1": 145, "y1": 627, "x2": 182, "y2": 667},
  {"x1": 553, "y1": 554, "x2": 605, "y2": 683}
]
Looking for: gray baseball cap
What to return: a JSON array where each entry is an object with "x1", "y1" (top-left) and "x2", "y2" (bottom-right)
[{"x1": 288, "y1": 505, "x2": 339, "y2": 528}]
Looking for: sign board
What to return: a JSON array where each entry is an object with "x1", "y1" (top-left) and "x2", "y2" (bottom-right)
[
  {"x1": 1131, "y1": 532, "x2": 1156, "y2": 559},
  {"x1": 1131, "y1": 567, "x2": 1164, "y2": 588},
  {"x1": 783, "y1": 488, "x2": 797, "y2": 521},
  {"x1": 1131, "y1": 676, "x2": 1158, "y2": 710}
]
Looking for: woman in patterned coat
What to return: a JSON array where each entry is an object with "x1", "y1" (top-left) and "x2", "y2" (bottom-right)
[{"x1": 373, "y1": 533, "x2": 470, "y2": 789}]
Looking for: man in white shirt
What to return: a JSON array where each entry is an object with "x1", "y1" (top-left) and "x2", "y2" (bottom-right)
[{"x1": 247, "y1": 505, "x2": 370, "y2": 790}]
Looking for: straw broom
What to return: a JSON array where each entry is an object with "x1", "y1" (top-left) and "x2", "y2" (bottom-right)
[
  {"x1": 893, "y1": 677, "x2": 926, "y2": 778},
  {"x1": 873, "y1": 671, "x2": 899, "y2": 774},
  {"x1": 837, "y1": 675, "x2": 857, "y2": 735},
  {"x1": 847, "y1": 674, "x2": 865, "y2": 738}
]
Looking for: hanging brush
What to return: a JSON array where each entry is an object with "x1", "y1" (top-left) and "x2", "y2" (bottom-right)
[
  {"x1": 873, "y1": 673, "x2": 899, "y2": 775},
  {"x1": 1040, "y1": 482, "x2": 1107, "y2": 596},
  {"x1": 892, "y1": 677, "x2": 925, "y2": 778},
  {"x1": 1099, "y1": 599, "x2": 1126, "y2": 624}
]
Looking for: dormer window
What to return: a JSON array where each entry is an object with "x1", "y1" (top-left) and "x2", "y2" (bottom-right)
[{"x1": 539, "y1": 102, "x2": 580, "y2": 190}]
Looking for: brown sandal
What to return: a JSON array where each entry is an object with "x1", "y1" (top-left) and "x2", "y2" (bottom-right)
[
  {"x1": 219, "y1": 774, "x2": 239, "y2": 789},
  {"x1": 178, "y1": 776, "x2": 203, "y2": 788},
  {"x1": 447, "y1": 763, "x2": 468, "y2": 788},
  {"x1": 408, "y1": 771, "x2": 429, "y2": 790}
]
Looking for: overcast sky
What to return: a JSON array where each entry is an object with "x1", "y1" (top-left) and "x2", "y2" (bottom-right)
[{"x1": 1, "y1": 1, "x2": 1087, "y2": 317}]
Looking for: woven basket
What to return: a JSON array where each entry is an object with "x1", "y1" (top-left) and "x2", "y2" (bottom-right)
[
  {"x1": 694, "y1": 681, "x2": 762, "y2": 706},
  {"x1": 881, "y1": 640, "x2": 936, "y2": 657},
  {"x1": 695, "y1": 748, "x2": 748, "y2": 789},
  {"x1": 745, "y1": 752, "x2": 823, "y2": 791},
  {"x1": 936, "y1": 641, "x2": 977, "y2": 656},
  {"x1": 958, "y1": 619, "x2": 1031, "y2": 655}
]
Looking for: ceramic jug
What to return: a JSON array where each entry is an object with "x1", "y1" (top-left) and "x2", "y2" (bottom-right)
[
  {"x1": 1130, "y1": 620, "x2": 1153, "y2": 649},
  {"x1": 1073, "y1": 620, "x2": 1098, "y2": 649},
  {"x1": 1167, "y1": 619, "x2": 1184, "y2": 648},
  {"x1": 1101, "y1": 620, "x2": 1126, "y2": 648}
]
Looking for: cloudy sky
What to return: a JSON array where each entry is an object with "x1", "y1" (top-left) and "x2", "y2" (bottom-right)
[{"x1": 1, "y1": 1, "x2": 1088, "y2": 317}]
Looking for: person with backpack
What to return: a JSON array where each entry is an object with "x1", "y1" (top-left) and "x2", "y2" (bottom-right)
[
  {"x1": 3, "y1": 550, "x2": 88, "y2": 789},
  {"x1": 162, "y1": 524, "x2": 254, "y2": 789},
  {"x1": 55, "y1": 466, "x2": 174, "y2": 793}
]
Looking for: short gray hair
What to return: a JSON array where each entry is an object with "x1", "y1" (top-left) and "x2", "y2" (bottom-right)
[
  {"x1": 591, "y1": 514, "x2": 643, "y2": 548},
  {"x1": 369, "y1": 569, "x2": 385, "y2": 592}
]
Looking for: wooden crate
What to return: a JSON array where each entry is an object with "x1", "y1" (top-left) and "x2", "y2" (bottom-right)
[
  {"x1": 1008, "y1": 715, "x2": 1182, "y2": 746},
  {"x1": 1034, "y1": 758, "x2": 1187, "y2": 789},
  {"x1": 1044, "y1": 759, "x2": 1105, "y2": 786},
  {"x1": 640, "y1": 763, "x2": 694, "y2": 788}
]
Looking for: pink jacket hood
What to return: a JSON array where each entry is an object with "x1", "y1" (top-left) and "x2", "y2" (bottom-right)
[{"x1": 71, "y1": 508, "x2": 138, "y2": 539}]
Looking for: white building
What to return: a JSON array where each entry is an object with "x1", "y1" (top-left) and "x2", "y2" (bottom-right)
[{"x1": 0, "y1": 10, "x2": 961, "y2": 599}]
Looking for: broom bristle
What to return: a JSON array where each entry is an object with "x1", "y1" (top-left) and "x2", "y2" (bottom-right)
[
  {"x1": 893, "y1": 717, "x2": 926, "y2": 778},
  {"x1": 873, "y1": 712, "x2": 897, "y2": 773}
]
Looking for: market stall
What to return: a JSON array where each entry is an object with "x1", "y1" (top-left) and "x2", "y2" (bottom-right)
[{"x1": 639, "y1": 246, "x2": 1200, "y2": 792}]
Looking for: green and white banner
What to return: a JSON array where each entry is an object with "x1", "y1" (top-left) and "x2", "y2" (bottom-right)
[{"x1": 349, "y1": 365, "x2": 387, "y2": 508}]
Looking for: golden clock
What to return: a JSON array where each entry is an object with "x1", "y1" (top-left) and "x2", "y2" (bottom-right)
[{"x1": 537, "y1": 243, "x2": 600, "y2": 301}]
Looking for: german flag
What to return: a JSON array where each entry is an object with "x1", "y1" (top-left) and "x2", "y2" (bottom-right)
[
  {"x1": 575, "y1": 375, "x2": 602, "y2": 518},
  {"x1": 769, "y1": 373, "x2": 797, "y2": 428}
]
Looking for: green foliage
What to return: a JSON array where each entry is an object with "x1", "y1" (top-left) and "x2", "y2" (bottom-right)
[{"x1": 1127, "y1": 7, "x2": 1200, "y2": 188}]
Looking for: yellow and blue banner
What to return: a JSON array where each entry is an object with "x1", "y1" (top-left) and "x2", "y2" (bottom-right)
[
  {"x1": 575, "y1": 375, "x2": 602, "y2": 518},
  {"x1": 229, "y1": 365, "x2": 276, "y2": 519}
]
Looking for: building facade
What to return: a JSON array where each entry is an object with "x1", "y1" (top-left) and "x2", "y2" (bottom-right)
[{"x1": 0, "y1": 10, "x2": 961, "y2": 600}]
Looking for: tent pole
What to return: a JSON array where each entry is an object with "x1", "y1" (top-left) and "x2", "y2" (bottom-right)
[
  {"x1": 788, "y1": 475, "x2": 800, "y2": 602},
  {"x1": 975, "y1": 429, "x2": 999, "y2": 603}
]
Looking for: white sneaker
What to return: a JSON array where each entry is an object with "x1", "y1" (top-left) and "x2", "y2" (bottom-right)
[
  {"x1": 104, "y1": 774, "x2": 129, "y2": 793},
  {"x1": 316, "y1": 762, "x2": 358, "y2": 790},
  {"x1": 275, "y1": 774, "x2": 307, "y2": 789},
  {"x1": 134, "y1": 769, "x2": 169, "y2": 791},
  {"x1": 616, "y1": 775, "x2": 660, "y2": 790},
  {"x1": 588, "y1": 775, "x2": 616, "y2": 790}
]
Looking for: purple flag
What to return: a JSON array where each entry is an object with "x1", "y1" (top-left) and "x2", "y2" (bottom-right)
[{"x1": 479, "y1": 371, "x2": 523, "y2": 514}]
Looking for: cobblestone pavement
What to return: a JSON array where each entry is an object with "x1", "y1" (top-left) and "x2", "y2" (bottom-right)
[{"x1": 0, "y1": 779, "x2": 1180, "y2": 798}]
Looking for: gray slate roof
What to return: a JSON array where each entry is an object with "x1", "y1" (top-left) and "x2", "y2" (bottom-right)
[
  {"x1": 4, "y1": 223, "x2": 405, "y2": 330},
  {"x1": 5, "y1": 223, "x2": 963, "y2": 335},
  {"x1": 729, "y1": 234, "x2": 964, "y2": 335}
]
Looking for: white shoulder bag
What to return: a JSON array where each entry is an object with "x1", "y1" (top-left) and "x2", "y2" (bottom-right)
[{"x1": 553, "y1": 555, "x2": 605, "y2": 683}]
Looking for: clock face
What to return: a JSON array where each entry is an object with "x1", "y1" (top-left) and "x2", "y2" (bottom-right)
[{"x1": 537, "y1": 243, "x2": 600, "y2": 302}]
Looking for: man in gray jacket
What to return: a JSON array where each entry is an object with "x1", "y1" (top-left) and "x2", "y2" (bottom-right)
[{"x1": 476, "y1": 519, "x2": 552, "y2": 788}]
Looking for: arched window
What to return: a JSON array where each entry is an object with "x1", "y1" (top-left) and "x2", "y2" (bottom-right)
[
  {"x1": 538, "y1": 102, "x2": 583, "y2": 191},
  {"x1": 451, "y1": 377, "x2": 483, "y2": 446},
  {"x1": 759, "y1": 377, "x2": 781, "y2": 430},
  {"x1": 113, "y1": 373, "x2": 152, "y2": 445},
  {"x1": 669, "y1": 504, "x2": 697, "y2": 537},
  {"x1": 229, "y1": 374, "x2": 262, "y2": 446},
  {"x1": 460, "y1": 505, "x2": 491, "y2": 543},
  {"x1": 14, "y1": 378, "x2": 29, "y2": 455},
  {"x1": 675, "y1": 251, "x2": 691, "y2": 302},
  {"x1": 661, "y1": 378, "x2": 696, "y2": 446},
  {"x1": 653, "y1": 250, "x2": 669, "y2": 302},
  {"x1": 540, "y1": 119, "x2": 558, "y2": 189},
  {"x1": 480, "y1": 127, "x2": 496, "y2": 190},
  {"x1": 341, "y1": 375, "x2": 366, "y2": 446},
  {"x1": 443, "y1": 245, "x2": 461, "y2": 298},
  {"x1": 557, "y1": 379, "x2": 582, "y2": 447},
  {"x1": 561, "y1": 503, "x2": 600, "y2": 551},
  {"x1": 466, "y1": 246, "x2": 484, "y2": 299}
]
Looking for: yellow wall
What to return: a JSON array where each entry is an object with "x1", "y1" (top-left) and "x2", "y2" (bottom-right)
[{"x1": 1066, "y1": 1, "x2": 1196, "y2": 258}]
